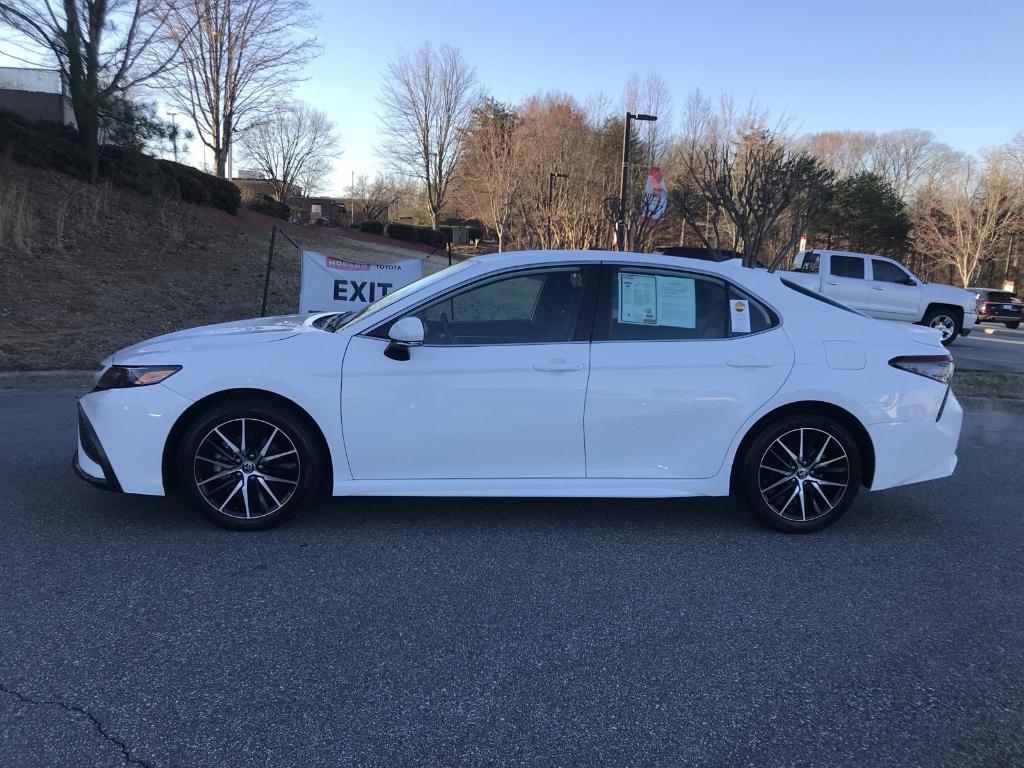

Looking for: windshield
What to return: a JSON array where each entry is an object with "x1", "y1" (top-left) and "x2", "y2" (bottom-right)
[{"x1": 332, "y1": 260, "x2": 476, "y2": 332}]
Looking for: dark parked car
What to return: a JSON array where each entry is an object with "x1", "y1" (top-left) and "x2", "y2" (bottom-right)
[{"x1": 970, "y1": 288, "x2": 1023, "y2": 329}]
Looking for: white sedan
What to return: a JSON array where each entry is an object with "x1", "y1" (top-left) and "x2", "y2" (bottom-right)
[{"x1": 74, "y1": 250, "x2": 962, "y2": 532}]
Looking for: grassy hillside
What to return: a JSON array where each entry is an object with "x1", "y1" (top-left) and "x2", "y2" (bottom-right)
[{"x1": 0, "y1": 160, "x2": 430, "y2": 370}]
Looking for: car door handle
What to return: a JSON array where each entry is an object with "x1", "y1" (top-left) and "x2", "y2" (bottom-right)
[
  {"x1": 872, "y1": 286, "x2": 886, "y2": 291},
  {"x1": 533, "y1": 360, "x2": 584, "y2": 372},
  {"x1": 727, "y1": 356, "x2": 774, "y2": 368},
  {"x1": 825, "y1": 280, "x2": 839, "y2": 286}
]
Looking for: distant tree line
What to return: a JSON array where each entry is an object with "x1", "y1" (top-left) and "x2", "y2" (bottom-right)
[{"x1": 373, "y1": 45, "x2": 1024, "y2": 288}]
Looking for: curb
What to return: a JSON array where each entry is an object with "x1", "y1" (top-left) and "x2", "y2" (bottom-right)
[{"x1": 0, "y1": 370, "x2": 95, "y2": 392}]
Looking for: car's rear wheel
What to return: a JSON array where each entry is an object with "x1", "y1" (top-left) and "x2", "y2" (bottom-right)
[
  {"x1": 740, "y1": 414, "x2": 862, "y2": 533},
  {"x1": 1006, "y1": 321, "x2": 1020, "y2": 329},
  {"x1": 176, "y1": 400, "x2": 323, "y2": 530},
  {"x1": 922, "y1": 308, "x2": 961, "y2": 345}
]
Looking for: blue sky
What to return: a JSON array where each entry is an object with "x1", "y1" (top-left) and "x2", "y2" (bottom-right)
[{"x1": 293, "y1": 0, "x2": 1023, "y2": 194}]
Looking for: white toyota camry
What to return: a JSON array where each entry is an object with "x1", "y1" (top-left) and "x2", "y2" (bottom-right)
[{"x1": 74, "y1": 250, "x2": 962, "y2": 532}]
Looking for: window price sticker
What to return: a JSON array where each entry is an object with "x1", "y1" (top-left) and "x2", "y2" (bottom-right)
[{"x1": 730, "y1": 299, "x2": 751, "y2": 333}]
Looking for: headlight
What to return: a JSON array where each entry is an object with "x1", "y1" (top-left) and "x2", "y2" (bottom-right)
[{"x1": 93, "y1": 365, "x2": 182, "y2": 391}]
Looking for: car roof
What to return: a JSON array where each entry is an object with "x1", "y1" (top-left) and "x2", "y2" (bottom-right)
[{"x1": 467, "y1": 249, "x2": 787, "y2": 293}]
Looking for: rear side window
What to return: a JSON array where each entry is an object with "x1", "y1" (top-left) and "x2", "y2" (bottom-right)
[
  {"x1": 872, "y1": 259, "x2": 911, "y2": 283},
  {"x1": 728, "y1": 285, "x2": 777, "y2": 335},
  {"x1": 601, "y1": 266, "x2": 778, "y2": 340},
  {"x1": 794, "y1": 251, "x2": 820, "y2": 273},
  {"x1": 831, "y1": 255, "x2": 865, "y2": 279},
  {"x1": 608, "y1": 267, "x2": 727, "y2": 340}
]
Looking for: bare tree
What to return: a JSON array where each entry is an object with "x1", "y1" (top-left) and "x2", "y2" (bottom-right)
[
  {"x1": 871, "y1": 129, "x2": 957, "y2": 200},
  {"x1": 347, "y1": 173, "x2": 412, "y2": 222},
  {"x1": 378, "y1": 43, "x2": 477, "y2": 229},
  {"x1": 0, "y1": 0, "x2": 182, "y2": 177},
  {"x1": 238, "y1": 102, "x2": 338, "y2": 202},
  {"x1": 158, "y1": 0, "x2": 321, "y2": 178},
  {"x1": 799, "y1": 130, "x2": 877, "y2": 178},
  {"x1": 460, "y1": 98, "x2": 525, "y2": 251},
  {"x1": 671, "y1": 99, "x2": 834, "y2": 268},
  {"x1": 910, "y1": 155, "x2": 1021, "y2": 287}
]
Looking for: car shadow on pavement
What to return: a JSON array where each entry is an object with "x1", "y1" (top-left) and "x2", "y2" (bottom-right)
[{"x1": 76, "y1": 487, "x2": 795, "y2": 537}]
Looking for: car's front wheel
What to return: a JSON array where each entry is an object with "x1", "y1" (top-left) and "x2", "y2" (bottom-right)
[
  {"x1": 740, "y1": 413, "x2": 862, "y2": 533},
  {"x1": 176, "y1": 399, "x2": 323, "y2": 530}
]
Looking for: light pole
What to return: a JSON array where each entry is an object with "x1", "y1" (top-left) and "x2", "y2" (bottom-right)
[
  {"x1": 616, "y1": 112, "x2": 657, "y2": 251},
  {"x1": 167, "y1": 111, "x2": 178, "y2": 163},
  {"x1": 547, "y1": 171, "x2": 569, "y2": 247}
]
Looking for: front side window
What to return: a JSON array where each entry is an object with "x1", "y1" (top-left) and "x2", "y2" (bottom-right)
[
  {"x1": 872, "y1": 259, "x2": 911, "y2": 283},
  {"x1": 400, "y1": 266, "x2": 589, "y2": 345},
  {"x1": 831, "y1": 255, "x2": 865, "y2": 279}
]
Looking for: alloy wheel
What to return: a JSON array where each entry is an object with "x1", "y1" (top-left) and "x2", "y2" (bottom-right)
[
  {"x1": 757, "y1": 427, "x2": 850, "y2": 523},
  {"x1": 193, "y1": 418, "x2": 301, "y2": 520},
  {"x1": 929, "y1": 314, "x2": 956, "y2": 341}
]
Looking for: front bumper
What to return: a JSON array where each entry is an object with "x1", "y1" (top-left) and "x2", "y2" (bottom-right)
[
  {"x1": 74, "y1": 384, "x2": 194, "y2": 496},
  {"x1": 867, "y1": 390, "x2": 963, "y2": 491},
  {"x1": 73, "y1": 404, "x2": 122, "y2": 491}
]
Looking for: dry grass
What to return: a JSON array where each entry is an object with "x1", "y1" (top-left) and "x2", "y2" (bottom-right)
[
  {"x1": 952, "y1": 370, "x2": 1024, "y2": 400},
  {"x1": 0, "y1": 177, "x2": 34, "y2": 255}
]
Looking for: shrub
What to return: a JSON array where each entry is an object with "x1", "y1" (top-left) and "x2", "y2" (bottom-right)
[
  {"x1": 420, "y1": 226, "x2": 450, "y2": 247},
  {"x1": 383, "y1": 222, "x2": 419, "y2": 243},
  {"x1": 0, "y1": 109, "x2": 90, "y2": 177},
  {"x1": 240, "y1": 189, "x2": 288, "y2": 219},
  {"x1": 0, "y1": 108, "x2": 240, "y2": 214},
  {"x1": 467, "y1": 226, "x2": 484, "y2": 242},
  {"x1": 384, "y1": 222, "x2": 450, "y2": 248},
  {"x1": 359, "y1": 220, "x2": 384, "y2": 235},
  {"x1": 163, "y1": 161, "x2": 240, "y2": 214}
]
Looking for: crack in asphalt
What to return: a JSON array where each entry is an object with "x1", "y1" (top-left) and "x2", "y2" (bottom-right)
[{"x1": 0, "y1": 681, "x2": 153, "y2": 767}]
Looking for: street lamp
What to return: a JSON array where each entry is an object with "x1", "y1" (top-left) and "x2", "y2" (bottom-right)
[
  {"x1": 547, "y1": 171, "x2": 569, "y2": 247},
  {"x1": 616, "y1": 112, "x2": 657, "y2": 251},
  {"x1": 167, "y1": 111, "x2": 178, "y2": 163}
]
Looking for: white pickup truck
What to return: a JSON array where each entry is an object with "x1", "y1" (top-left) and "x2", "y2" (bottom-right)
[{"x1": 783, "y1": 249, "x2": 977, "y2": 345}]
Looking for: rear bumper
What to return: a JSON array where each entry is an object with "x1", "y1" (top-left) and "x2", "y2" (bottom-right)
[
  {"x1": 867, "y1": 390, "x2": 963, "y2": 491},
  {"x1": 978, "y1": 313, "x2": 1022, "y2": 322}
]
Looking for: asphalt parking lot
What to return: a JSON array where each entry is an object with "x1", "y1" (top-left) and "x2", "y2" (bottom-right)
[
  {"x1": 1, "y1": 389, "x2": 1023, "y2": 768},
  {"x1": 953, "y1": 322, "x2": 1024, "y2": 372}
]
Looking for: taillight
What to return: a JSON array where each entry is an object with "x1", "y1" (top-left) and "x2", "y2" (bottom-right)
[{"x1": 889, "y1": 355, "x2": 954, "y2": 385}]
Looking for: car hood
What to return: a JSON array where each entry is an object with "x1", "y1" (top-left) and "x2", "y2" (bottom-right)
[
  {"x1": 927, "y1": 282, "x2": 976, "y2": 310},
  {"x1": 111, "y1": 314, "x2": 327, "y2": 363}
]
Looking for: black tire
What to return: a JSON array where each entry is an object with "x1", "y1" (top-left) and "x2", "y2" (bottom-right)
[
  {"x1": 176, "y1": 398, "x2": 323, "y2": 530},
  {"x1": 921, "y1": 307, "x2": 961, "y2": 346},
  {"x1": 739, "y1": 413, "x2": 862, "y2": 533},
  {"x1": 1006, "y1": 321, "x2": 1020, "y2": 330}
]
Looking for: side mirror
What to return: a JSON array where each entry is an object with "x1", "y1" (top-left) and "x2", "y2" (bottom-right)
[
  {"x1": 384, "y1": 316, "x2": 424, "y2": 361},
  {"x1": 901, "y1": 277, "x2": 918, "y2": 286}
]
